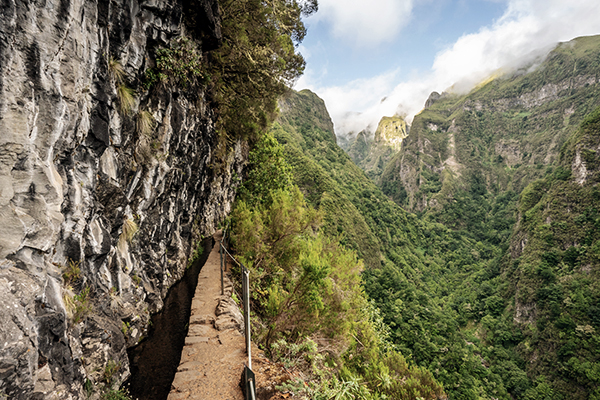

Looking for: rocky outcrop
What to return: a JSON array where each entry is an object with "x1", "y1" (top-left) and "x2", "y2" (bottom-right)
[
  {"x1": 376, "y1": 35, "x2": 600, "y2": 213},
  {"x1": 345, "y1": 116, "x2": 409, "y2": 183},
  {"x1": 374, "y1": 116, "x2": 408, "y2": 152},
  {"x1": 0, "y1": 0, "x2": 245, "y2": 399},
  {"x1": 424, "y1": 91, "x2": 445, "y2": 109}
]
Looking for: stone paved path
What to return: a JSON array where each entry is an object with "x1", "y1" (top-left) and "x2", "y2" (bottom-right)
[{"x1": 168, "y1": 231, "x2": 247, "y2": 400}]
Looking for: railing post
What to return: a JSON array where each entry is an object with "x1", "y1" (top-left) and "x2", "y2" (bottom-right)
[
  {"x1": 220, "y1": 240, "x2": 224, "y2": 296},
  {"x1": 219, "y1": 235, "x2": 254, "y2": 398},
  {"x1": 242, "y1": 265, "x2": 251, "y2": 369}
]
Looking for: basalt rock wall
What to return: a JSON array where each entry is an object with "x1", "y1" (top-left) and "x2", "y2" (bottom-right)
[{"x1": 0, "y1": 0, "x2": 245, "y2": 398}]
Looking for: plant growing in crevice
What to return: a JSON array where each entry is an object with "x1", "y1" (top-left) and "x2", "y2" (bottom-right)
[
  {"x1": 131, "y1": 273, "x2": 142, "y2": 286},
  {"x1": 99, "y1": 359, "x2": 133, "y2": 399},
  {"x1": 121, "y1": 321, "x2": 132, "y2": 336},
  {"x1": 61, "y1": 259, "x2": 81, "y2": 286},
  {"x1": 187, "y1": 241, "x2": 204, "y2": 268},
  {"x1": 84, "y1": 378, "x2": 94, "y2": 399},
  {"x1": 102, "y1": 360, "x2": 121, "y2": 387},
  {"x1": 109, "y1": 57, "x2": 137, "y2": 116},
  {"x1": 136, "y1": 110, "x2": 156, "y2": 137},
  {"x1": 64, "y1": 286, "x2": 92, "y2": 323},
  {"x1": 118, "y1": 217, "x2": 139, "y2": 251},
  {"x1": 144, "y1": 37, "x2": 204, "y2": 90},
  {"x1": 102, "y1": 389, "x2": 132, "y2": 400},
  {"x1": 108, "y1": 57, "x2": 126, "y2": 85},
  {"x1": 117, "y1": 85, "x2": 136, "y2": 116}
]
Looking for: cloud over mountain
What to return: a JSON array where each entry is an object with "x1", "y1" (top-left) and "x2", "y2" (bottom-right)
[
  {"x1": 297, "y1": 0, "x2": 600, "y2": 136},
  {"x1": 311, "y1": 0, "x2": 415, "y2": 47}
]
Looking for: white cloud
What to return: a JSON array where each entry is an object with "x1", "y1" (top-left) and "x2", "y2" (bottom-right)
[
  {"x1": 309, "y1": 0, "x2": 415, "y2": 47},
  {"x1": 305, "y1": 70, "x2": 403, "y2": 134},
  {"x1": 431, "y1": 0, "x2": 600, "y2": 90},
  {"x1": 298, "y1": 0, "x2": 600, "y2": 136}
]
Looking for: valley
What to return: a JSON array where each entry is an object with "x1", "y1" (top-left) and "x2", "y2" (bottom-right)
[
  {"x1": 1, "y1": 0, "x2": 598, "y2": 398},
  {"x1": 259, "y1": 35, "x2": 600, "y2": 399}
]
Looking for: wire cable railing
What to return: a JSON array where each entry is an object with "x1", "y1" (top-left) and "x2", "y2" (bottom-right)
[{"x1": 219, "y1": 229, "x2": 256, "y2": 400}]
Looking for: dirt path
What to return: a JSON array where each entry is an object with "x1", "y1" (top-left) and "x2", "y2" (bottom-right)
[{"x1": 167, "y1": 231, "x2": 247, "y2": 400}]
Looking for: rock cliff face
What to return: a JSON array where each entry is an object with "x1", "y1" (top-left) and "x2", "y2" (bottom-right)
[
  {"x1": 376, "y1": 35, "x2": 600, "y2": 212},
  {"x1": 344, "y1": 116, "x2": 408, "y2": 183},
  {"x1": 0, "y1": 0, "x2": 245, "y2": 398}
]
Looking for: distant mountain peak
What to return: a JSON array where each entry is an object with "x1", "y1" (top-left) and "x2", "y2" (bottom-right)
[{"x1": 374, "y1": 115, "x2": 408, "y2": 151}]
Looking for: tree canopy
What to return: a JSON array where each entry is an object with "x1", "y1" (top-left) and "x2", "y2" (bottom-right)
[{"x1": 208, "y1": 0, "x2": 317, "y2": 141}]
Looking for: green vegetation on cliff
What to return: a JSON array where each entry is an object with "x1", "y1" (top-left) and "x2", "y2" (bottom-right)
[
  {"x1": 229, "y1": 130, "x2": 446, "y2": 400},
  {"x1": 228, "y1": 35, "x2": 600, "y2": 400},
  {"x1": 270, "y1": 90, "x2": 514, "y2": 399},
  {"x1": 337, "y1": 35, "x2": 600, "y2": 400},
  {"x1": 208, "y1": 0, "x2": 314, "y2": 141},
  {"x1": 381, "y1": 35, "x2": 600, "y2": 219},
  {"x1": 503, "y1": 108, "x2": 600, "y2": 399}
]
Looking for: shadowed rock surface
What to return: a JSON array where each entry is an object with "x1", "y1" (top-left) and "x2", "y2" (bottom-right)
[
  {"x1": 125, "y1": 237, "x2": 213, "y2": 400},
  {"x1": 0, "y1": 0, "x2": 246, "y2": 398}
]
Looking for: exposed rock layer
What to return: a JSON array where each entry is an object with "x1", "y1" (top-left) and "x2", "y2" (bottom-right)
[
  {"x1": 0, "y1": 0, "x2": 244, "y2": 398},
  {"x1": 373, "y1": 35, "x2": 600, "y2": 212}
]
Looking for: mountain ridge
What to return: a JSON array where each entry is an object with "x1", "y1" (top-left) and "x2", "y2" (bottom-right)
[{"x1": 274, "y1": 38, "x2": 600, "y2": 394}]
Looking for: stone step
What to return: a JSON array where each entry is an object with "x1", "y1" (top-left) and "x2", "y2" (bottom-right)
[
  {"x1": 184, "y1": 336, "x2": 210, "y2": 345},
  {"x1": 189, "y1": 314, "x2": 214, "y2": 325}
]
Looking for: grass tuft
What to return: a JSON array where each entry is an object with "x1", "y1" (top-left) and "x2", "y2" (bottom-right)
[
  {"x1": 61, "y1": 259, "x2": 81, "y2": 286},
  {"x1": 108, "y1": 57, "x2": 126, "y2": 85},
  {"x1": 117, "y1": 85, "x2": 136, "y2": 115},
  {"x1": 118, "y1": 217, "x2": 139, "y2": 251},
  {"x1": 137, "y1": 110, "x2": 156, "y2": 136}
]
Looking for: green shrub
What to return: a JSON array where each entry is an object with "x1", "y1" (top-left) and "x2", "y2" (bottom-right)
[
  {"x1": 553, "y1": 166, "x2": 572, "y2": 181},
  {"x1": 236, "y1": 131, "x2": 293, "y2": 206},
  {"x1": 519, "y1": 179, "x2": 547, "y2": 213},
  {"x1": 145, "y1": 37, "x2": 203, "y2": 89},
  {"x1": 64, "y1": 286, "x2": 92, "y2": 323},
  {"x1": 61, "y1": 259, "x2": 81, "y2": 286},
  {"x1": 102, "y1": 360, "x2": 121, "y2": 386},
  {"x1": 102, "y1": 389, "x2": 132, "y2": 400},
  {"x1": 207, "y1": 0, "x2": 312, "y2": 140}
]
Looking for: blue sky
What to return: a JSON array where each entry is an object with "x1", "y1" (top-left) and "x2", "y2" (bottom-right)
[{"x1": 294, "y1": 0, "x2": 600, "y2": 135}]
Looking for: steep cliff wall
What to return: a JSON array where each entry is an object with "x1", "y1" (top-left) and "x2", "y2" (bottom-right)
[
  {"x1": 345, "y1": 116, "x2": 408, "y2": 183},
  {"x1": 0, "y1": 0, "x2": 245, "y2": 398},
  {"x1": 379, "y1": 36, "x2": 600, "y2": 214}
]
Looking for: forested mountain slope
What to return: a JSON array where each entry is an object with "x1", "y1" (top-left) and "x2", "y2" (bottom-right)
[
  {"x1": 363, "y1": 34, "x2": 600, "y2": 399},
  {"x1": 273, "y1": 90, "x2": 507, "y2": 399},
  {"x1": 381, "y1": 35, "x2": 600, "y2": 223},
  {"x1": 273, "y1": 81, "x2": 600, "y2": 399},
  {"x1": 505, "y1": 108, "x2": 600, "y2": 398}
]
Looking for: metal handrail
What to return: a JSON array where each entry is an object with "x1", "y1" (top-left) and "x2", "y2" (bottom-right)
[{"x1": 219, "y1": 230, "x2": 254, "y2": 392}]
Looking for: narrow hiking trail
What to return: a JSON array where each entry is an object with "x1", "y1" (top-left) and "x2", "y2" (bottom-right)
[
  {"x1": 167, "y1": 231, "x2": 247, "y2": 399},
  {"x1": 166, "y1": 231, "x2": 298, "y2": 400}
]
